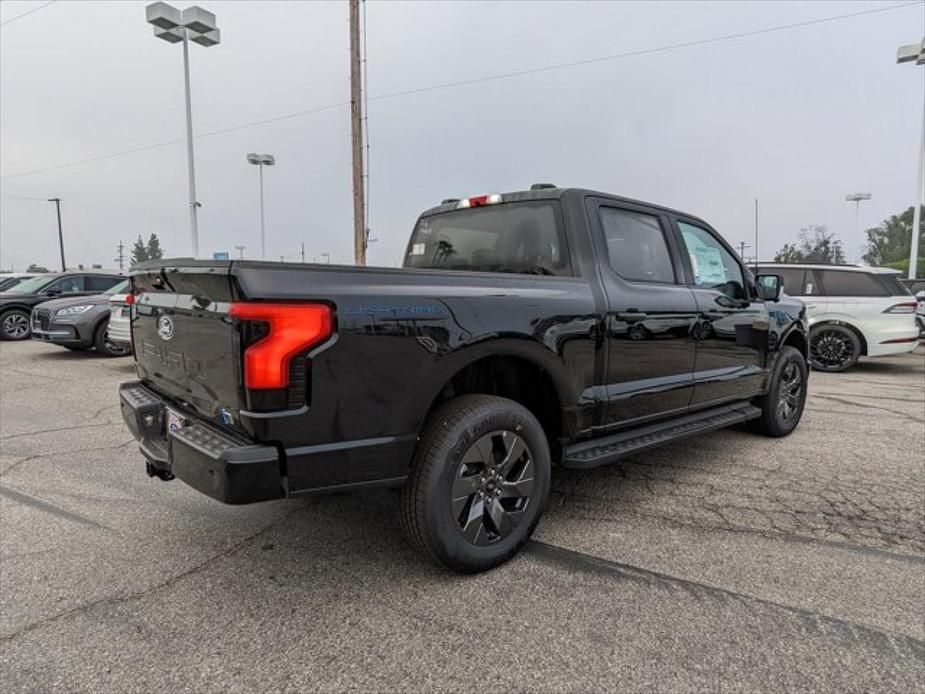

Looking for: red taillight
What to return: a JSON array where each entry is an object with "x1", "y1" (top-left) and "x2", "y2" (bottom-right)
[
  {"x1": 124, "y1": 294, "x2": 135, "y2": 306},
  {"x1": 229, "y1": 303, "x2": 333, "y2": 389},
  {"x1": 883, "y1": 302, "x2": 917, "y2": 314}
]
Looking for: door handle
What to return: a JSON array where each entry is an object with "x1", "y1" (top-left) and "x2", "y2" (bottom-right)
[{"x1": 617, "y1": 311, "x2": 648, "y2": 323}]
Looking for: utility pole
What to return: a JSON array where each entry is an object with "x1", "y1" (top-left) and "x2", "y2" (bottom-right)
[
  {"x1": 753, "y1": 198, "x2": 759, "y2": 275},
  {"x1": 301, "y1": 242, "x2": 305, "y2": 263},
  {"x1": 737, "y1": 241, "x2": 751, "y2": 260},
  {"x1": 115, "y1": 240, "x2": 125, "y2": 270},
  {"x1": 234, "y1": 245, "x2": 245, "y2": 259},
  {"x1": 47, "y1": 197, "x2": 66, "y2": 271},
  {"x1": 349, "y1": 0, "x2": 366, "y2": 266}
]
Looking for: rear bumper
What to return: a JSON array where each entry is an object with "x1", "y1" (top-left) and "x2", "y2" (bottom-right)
[{"x1": 119, "y1": 381, "x2": 283, "y2": 504}]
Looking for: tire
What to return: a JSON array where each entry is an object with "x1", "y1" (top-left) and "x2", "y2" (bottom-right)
[
  {"x1": 751, "y1": 345, "x2": 808, "y2": 437},
  {"x1": 400, "y1": 394, "x2": 551, "y2": 573},
  {"x1": 0, "y1": 309, "x2": 31, "y2": 340},
  {"x1": 94, "y1": 320, "x2": 131, "y2": 357},
  {"x1": 809, "y1": 324, "x2": 860, "y2": 372}
]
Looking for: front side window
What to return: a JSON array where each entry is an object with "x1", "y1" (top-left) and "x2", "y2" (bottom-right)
[
  {"x1": 775, "y1": 268, "x2": 807, "y2": 296},
  {"x1": 677, "y1": 221, "x2": 746, "y2": 300},
  {"x1": 599, "y1": 207, "x2": 675, "y2": 283},
  {"x1": 817, "y1": 270, "x2": 888, "y2": 297},
  {"x1": 404, "y1": 201, "x2": 570, "y2": 276},
  {"x1": 44, "y1": 275, "x2": 84, "y2": 294}
]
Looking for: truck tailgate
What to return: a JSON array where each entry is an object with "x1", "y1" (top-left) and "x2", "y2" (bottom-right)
[{"x1": 131, "y1": 263, "x2": 243, "y2": 424}]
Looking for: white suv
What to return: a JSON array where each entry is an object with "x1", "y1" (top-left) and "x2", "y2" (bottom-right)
[{"x1": 758, "y1": 264, "x2": 919, "y2": 372}]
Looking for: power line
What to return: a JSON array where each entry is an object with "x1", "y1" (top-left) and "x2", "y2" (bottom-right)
[
  {"x1": 1, "y1": 102, "x2": 348, "y2": 180},
  {"x1": 0, "y1": 0, "x2": 56, "y2": 28},
  {"x1": 1, "y1": 0, "x2": 919, "y2": 181},
  {"x1": 0, "y1": 194, "x2": 48, "y2": 201},
  {"x1": 369, "y1": 1, "x2": 923, "y2": 103}
]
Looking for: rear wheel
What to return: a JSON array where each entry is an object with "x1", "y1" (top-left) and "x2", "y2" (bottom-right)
[
  {"x1": 400, "y1": 394, "x2": 550, "y2": 573},
  {"x1": 94, "y1": 320, "x2": 131, "y2": 357},
  {"x1": 0, "y1": 309, "x2": 30, "y2": 340},
  {"x1": 752, "y1": 345, "x2": 808, "y2": 437},
  {"x1": 809, "y1": 324, "x2": 860, "y2": 372}
]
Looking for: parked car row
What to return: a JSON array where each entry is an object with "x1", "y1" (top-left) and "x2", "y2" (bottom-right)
[
  {"x1": 757, "y1": 263, "x2": 921, "y2": 372},
  {"x1": 0, "y1": 270, "x2": 132, "y2": 357}
]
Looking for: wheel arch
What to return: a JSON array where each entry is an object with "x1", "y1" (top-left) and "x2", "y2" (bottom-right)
[
  {"x1": 810, "y1": 319, "x2": 868, "y2": 356},
  {"x1": 412, "y1": 340, "x2": 569, "y2": 454}
]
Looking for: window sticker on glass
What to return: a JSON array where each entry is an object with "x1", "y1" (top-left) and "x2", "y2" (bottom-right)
[
  {"x1": 688, "y1": 242, "x2": 726, "y2": 285},
  {"x1": 411, "y1": 243, "x2": 426, "y2": 256}
]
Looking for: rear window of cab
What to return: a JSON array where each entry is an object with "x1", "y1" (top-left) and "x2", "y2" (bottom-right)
[{"x1": 404, "y1": 201, "x2": 572, "y2": 276}]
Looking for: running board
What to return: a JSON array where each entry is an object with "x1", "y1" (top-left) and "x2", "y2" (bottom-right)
[{"x1": 563, "y1": 403, "x2": 762, "y2": 469}]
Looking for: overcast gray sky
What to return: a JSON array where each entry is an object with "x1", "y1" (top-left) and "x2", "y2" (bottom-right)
[{"x1": 1, "y1": 0, "x2": 922, "y2": 271}]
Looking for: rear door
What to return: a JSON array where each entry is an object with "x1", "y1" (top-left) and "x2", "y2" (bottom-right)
[
  {"x1": 817, "y1": 269, "x2": 889, "y2": 319},
  {"x1": 673, "y1": 218, "x2": 769, "y2": 406},
  {"x1": 587, "y1": 199, "x2": 699, "y2": 427}
]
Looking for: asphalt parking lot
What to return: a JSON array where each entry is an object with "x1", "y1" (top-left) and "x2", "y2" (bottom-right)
[{"x1": 0, "y1": 339, "x2": 923, "y2": 692}]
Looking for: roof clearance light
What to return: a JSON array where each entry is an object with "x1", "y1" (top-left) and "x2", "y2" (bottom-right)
[{"x1": 457, "y1": 194, "x2": 502, "y2": 209}]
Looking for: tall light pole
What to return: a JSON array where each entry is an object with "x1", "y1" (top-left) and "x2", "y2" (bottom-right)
[
  {"x1": 897, "y1": 37, "x2": 925, "y2": 279},
  {"x1": 145, "y1": 2, "x2": 221, "y2": 258},
  {"x1": 47, "y1": 197, "x2": 65, "y2": 271},
  {"x1": 845, "y1": 192, "x2": 872, "y2": 263},
  {"x1": 246, "y1": 153, "x2": 275, "y2": 259}
]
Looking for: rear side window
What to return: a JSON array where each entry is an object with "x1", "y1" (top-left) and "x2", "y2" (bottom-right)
[
  {"x1": 86, "y1": 276, "x2": 122, "y2": 292},
  {"x1": 817, "y1": 270, "x2": 888, "y2": 297},
  {"x1": 877, "y1": 275, "x2": 912, "y2": 296},
  {"x1": 599, "y1": 208, "x2": 675, "y2": 283},
  {"x1": 84, "y1": 275, "x2": 122, "y2": 292},
  {"x1": 404, "y1": 201, "x2": 570, "y2": 276}
]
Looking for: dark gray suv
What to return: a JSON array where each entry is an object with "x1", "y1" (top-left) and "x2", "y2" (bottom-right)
[{"x1": 31, "y1": 280, "x2": 130, "y2": 356}]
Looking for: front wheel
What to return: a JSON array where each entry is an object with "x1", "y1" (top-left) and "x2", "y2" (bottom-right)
[
  {"x1": 94, "y1": 320, "x2": 131, "y2": 357},
  {"x1": 751, "y1": 345, "x2": 808, "y2": 437},
  {"x1": 400, "y1": 394, "x2": 551, "y2": 573},
  {"x1": 0, "y1": 309, "x2": 31, "y2": 340}
]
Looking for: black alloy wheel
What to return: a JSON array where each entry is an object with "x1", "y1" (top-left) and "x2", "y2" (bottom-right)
[
  {"x1": 400, "y1": 394, "x2": 551, "y2": 573},
  {"x1": 776, "y1": 361, "x2": 803, "y2": 422},
  {"x1": 0, "y1": 310, "x2": 30, "y2": 340},
  {"x1": 809, "y1": 325, "x2": 860, "y2": 372},
  {"x1": 751, "y1": 345, "x2": 808, "y2": 437},
  {"x1": 451, "y1": 430, "x2": 535, "y2": 545}
]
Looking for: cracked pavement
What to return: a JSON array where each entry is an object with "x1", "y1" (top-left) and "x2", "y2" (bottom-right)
[{"x1": 1, "y1": 339, "x2": 923, "y2": 692}]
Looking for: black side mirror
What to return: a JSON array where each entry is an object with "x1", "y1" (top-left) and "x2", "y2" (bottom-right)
[{"x1": 755, "y1": 274, "x2": 782, "y2": 302}]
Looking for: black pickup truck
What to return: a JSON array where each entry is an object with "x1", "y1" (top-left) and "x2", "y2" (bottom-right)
[{"x1": 120, "y1": 185, "x2": 808, "y2": 572}]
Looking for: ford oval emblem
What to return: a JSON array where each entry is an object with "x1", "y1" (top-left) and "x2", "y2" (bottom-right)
[{"x1": 156, "y1": 315, "x2": 174, "y2": 341}]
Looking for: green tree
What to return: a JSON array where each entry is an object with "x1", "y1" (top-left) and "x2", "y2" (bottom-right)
[
  {"x1": 26, "y1": 263, "x2": 50, "y2": 272},
  {"x1": 798, "y1": 225, "x2": 845, "y2": 264},
  {"x1": 146, "y1": 233, "x2": 164, "y2": 260},
  {"x1": 863, "y1": 206, "x2": 924, "y2": 276},
  {"x1": 130, "y1": 235, "x2": 148, "y2": 266},
  {"x1": 773, "y1": 243, "x2": 803, "y2": 263}
]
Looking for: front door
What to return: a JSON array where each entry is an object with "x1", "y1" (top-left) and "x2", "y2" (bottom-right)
[
  {"x1": 588, "y1": 200, "x2": 700, "y2": 429},
  {"x1": 673, "y1": 218, "x2": 770, "y2": 406}
]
